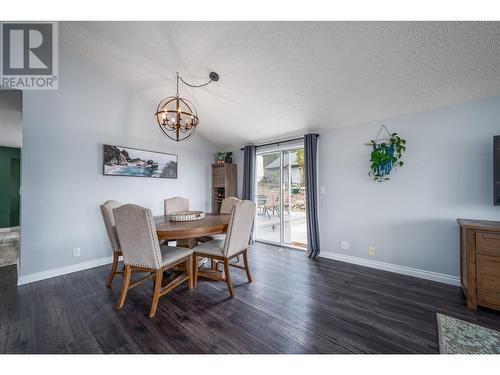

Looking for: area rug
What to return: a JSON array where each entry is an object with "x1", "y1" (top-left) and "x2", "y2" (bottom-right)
[{"x1": 437, "y1": 313, "x2": 500, "y2": 354}]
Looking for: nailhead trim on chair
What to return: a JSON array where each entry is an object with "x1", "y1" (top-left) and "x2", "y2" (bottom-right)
[
  {"x1": 145, "y1": 208, "x2": 162, "y2": 269},
  {"x1": 126, "y1": 249, "x2": 189, "y2": 269},
  {"x1": 222, "y1": 202, "x2": 239, "y2": 257}
]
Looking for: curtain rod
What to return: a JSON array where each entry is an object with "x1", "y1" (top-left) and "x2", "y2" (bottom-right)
[{"x1": 240, "y1": 134, "x2": 318, "y2": 151}]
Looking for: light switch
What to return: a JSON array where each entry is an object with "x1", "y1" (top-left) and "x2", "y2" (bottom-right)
[{"x1": 320, "y1": 186, "x2": 326, "y2": 195}]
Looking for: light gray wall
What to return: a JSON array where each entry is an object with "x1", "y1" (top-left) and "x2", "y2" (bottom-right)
[
  {"x1": 20, "y1": 46, "x2": 216, "y2": 277},
  {"x1": 0, "y1": 90, "x2": 22, "y2": 148},
  {"x1": 319, "y1": 96, "x2": 500, "y2": 277},
  {"x1": 232, "y1": 147, "x2": 244, "y2": 199},
  {"x1": 232, "y1": 96, "x2": 500, "y2": 277}
]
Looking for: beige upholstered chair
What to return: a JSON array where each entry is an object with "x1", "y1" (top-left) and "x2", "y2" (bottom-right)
[
  {"x1": 164, "y1": 196, "x2": 194, "y2": 246},
  {"x1": 193, "y1": 200, "x2": 256, "y2": 297},
  {"x1": 164, "y1": 196, "x2": 190, "y2": 215},
  {"x1": 220, "y1": 196, "x2": 241, "y2": 214},
  {"x1": 113, "y1": 204, "x2": 194, "y2": 318},
  {"x1": 198, "y1": 196, "x2": 241, "y2": 245},
  {"x1": 100, "y1": 200, "x2": 123, "y2": 287}
]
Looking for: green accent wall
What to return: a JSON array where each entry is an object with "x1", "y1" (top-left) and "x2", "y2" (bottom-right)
[{"x1": 0, "y1": 146, "x2": 21, "y2": 228}]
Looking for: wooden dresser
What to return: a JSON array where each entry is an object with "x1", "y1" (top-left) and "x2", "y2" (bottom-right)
[
  {"x1": 458, "y1": 219, "x2": 500, "y2": 311},
  {"x1": 211, "y1": 163, "x2": 237, "y2": 213}
]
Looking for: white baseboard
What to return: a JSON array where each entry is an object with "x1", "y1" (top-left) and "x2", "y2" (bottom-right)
[
  {"x1": 15, "y1": 251, "x2": 460, "y2": 287},
  {"x1": 0, "y1": 226, "x2": 20, "y2": 233},
  {"x1": 320, "y1": 251, "x2": 460, "y2": 286},
  {"x1": 17, "y1": 256, "x2": 113, "y2": 286}
]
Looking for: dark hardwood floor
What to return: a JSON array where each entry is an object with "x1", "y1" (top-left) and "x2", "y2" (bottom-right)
[{"x1": 1, "y1": 242, "x2": 500, "y2": 354}]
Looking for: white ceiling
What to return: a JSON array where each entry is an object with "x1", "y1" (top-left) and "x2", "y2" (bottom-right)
[
  {"x1": 60, "y1": 21, "x2": 500, "y2": 149},
  {"x1": 0, "y1": 90, "x2": 22, "y2": 148}
]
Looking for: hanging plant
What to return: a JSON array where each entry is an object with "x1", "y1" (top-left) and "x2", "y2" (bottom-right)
[{"x1": 368, "y1": 125, "x2": 406, "y2": 182}]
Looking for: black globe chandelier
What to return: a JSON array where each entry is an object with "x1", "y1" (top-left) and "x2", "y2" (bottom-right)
[{"x1": 155, "y1": 71, "x2": 219, "y2": 141}]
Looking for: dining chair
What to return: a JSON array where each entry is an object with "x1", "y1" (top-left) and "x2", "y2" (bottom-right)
[
  {"x1": 193, "y1": 200, "x2": 256, "y2": 298},
  {"x1": 220, "y1": 196, "x2": 241, "y2": 214},
  {"x1": 100, "y1": 200, "x2": 124, "y2": 287},
  {"x1": 164, "y1": 196, "x2": 190, "y2": 215},
  {"x1": 198, "y1": 196, "x2": 242, "y2": 267},
  {"x1": 164, "y1": 196, "x2": 191, "y2": 246},
  {"x1": 198, "y1": 196, "x2": 241, "y2": 244},
  {"x1": 113, "y1": 204, "x2": 194, "y2": 318}
]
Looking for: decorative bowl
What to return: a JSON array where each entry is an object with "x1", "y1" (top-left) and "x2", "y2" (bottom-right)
[{"x1": 169, "y1": 211, "x2": 205, "y2": 222}]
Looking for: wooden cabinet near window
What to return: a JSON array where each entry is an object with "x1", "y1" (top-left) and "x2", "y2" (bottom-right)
[
  {"x1": 211, "y1": 163, "x2": 237, "y2": 213},
  {"x1": 458, "y1": 219, "x2": 500, "y2": 311}
]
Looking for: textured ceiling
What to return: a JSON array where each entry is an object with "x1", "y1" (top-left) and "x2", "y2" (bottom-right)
[{"x1": 60, "y1": 21, "x2": 500, "y2": 149}]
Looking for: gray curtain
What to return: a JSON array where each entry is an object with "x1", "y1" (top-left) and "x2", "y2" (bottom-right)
[
  {"x1": 304, "y1": 134, "x2": 320, "y2": 258},
  {"x1": 242, "y1": 145, "x2": 256, "y2": 201},
  {"x1": 242, "y1": 145, "x2": 256, "y2": 243}
]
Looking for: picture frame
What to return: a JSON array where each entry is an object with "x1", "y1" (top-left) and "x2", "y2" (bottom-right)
[{"x1": 103, "y1": 144, "x2": 178, "y2": 179}]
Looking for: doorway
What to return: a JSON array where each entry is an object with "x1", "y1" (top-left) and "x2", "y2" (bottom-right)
[
  {"x1": 0, "y1": 90, "x2": 22, "y2": 271},
  {"x1": 254, "y1": 145, "x2": 307, "y2": 249}
]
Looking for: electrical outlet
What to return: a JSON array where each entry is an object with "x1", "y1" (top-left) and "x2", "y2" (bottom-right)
[
  {"x1": 73, "y1": 247, "x2": 81, "y2": 257},
  {"x1": 340, "y1": 241, "x2": 349, "y2": 250},
  {"x1": 368, "y1": 246, "x2": 376, "y2": 256}
]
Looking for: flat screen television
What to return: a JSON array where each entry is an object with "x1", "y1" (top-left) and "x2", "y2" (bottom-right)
[{"x1": 495, "y1": 135, "x2": 500, "y2": 205}]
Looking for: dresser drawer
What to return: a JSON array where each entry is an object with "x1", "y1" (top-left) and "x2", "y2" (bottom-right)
[
  {"x1": 476, "y1": 232, "x2": 500, "y2": 257},
  {"x1": 476, "y1": 255, "x2": 500, "y2": 308}
]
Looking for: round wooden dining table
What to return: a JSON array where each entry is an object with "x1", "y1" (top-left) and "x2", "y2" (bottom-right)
[{"x1": 154, "y1": 213, "x2": 230, "y2": 248}]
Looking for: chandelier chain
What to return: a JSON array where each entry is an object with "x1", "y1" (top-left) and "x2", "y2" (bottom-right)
[{"x1": 177, "y1": 72, "x2": 214, "y2": 89}]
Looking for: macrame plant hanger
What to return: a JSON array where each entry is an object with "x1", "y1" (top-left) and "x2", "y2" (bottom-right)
[{"x1": 373, "y1": 124, "x2": 393, "y2": 144}]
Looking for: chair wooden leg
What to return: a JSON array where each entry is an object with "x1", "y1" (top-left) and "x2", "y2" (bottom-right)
[
  {"x1": 187, "y1": 255, "x2": 194, "y2": 290},
  {"x1": 243, "y1": 250, "x2": 253, "y2": 283},
  {"x1": 193, "y1": 255, "x2": 198, "y2": 287},
  {"x1": 117, "y1": 265, "x2": 131, "y2": 309},
  {"x1": 149, "y1": 270, "x2": 163, "y2": 318},
  {"x1": 106, "y1": 252, "x2": 119, "y2": 287},
  {"x1": 223, "y1": 259, "x2": 235, "y2": 298}
]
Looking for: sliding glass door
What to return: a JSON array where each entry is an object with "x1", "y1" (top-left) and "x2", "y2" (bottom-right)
[
  {"x1": 255, "y1": 146, "x2": 307, "y2": 249},
  {"x1": 255, "y1": 151, "x2": 281, "y2": 243},
  {"x1": 282, "y1": 148, "x2": 307, "y2": 248}
]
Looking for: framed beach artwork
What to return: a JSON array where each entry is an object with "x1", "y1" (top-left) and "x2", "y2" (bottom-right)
[{"x1": 103, "y1": 145, "x2": 178, "y2": 178}]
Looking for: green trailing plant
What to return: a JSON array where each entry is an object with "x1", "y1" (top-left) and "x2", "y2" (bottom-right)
[{"x1": 368, "y1": 132, "x2": 406, "y2": 182}]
